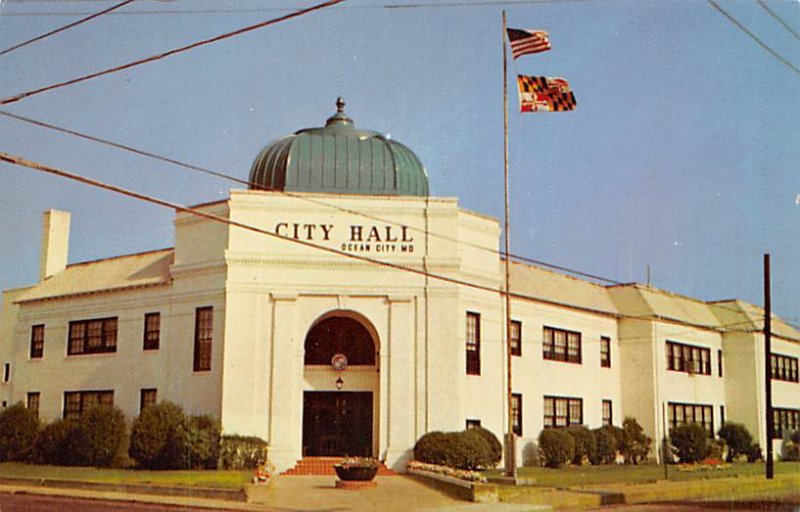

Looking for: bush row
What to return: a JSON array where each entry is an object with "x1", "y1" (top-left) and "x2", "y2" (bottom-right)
[
  {"x1": 538, "y1": 418, "x2": 652, "y2": 468},
  {"x1": 414, "y1": 427, "x2": 502, "y2": 470},
  {"x1": 670, "y1": 422, "x2": 763, "y2": 463},
  {"x1": 0, "y1": 401, "x2": 268, "y2": 470}
]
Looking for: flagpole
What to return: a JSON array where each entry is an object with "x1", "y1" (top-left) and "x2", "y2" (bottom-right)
[{"x1": 502, "y1": 9, "x2": 517, "y2": 480}]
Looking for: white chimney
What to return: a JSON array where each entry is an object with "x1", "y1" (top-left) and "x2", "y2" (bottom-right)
[{"x1": 39, "y1": 210, "x2": 70, "y2": 282}]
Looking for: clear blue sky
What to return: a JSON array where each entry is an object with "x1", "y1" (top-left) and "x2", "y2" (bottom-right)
[{"x1": 1, "y1": 0, "x2": 798, "y2": 324}]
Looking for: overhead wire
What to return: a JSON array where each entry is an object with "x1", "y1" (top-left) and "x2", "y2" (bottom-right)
[
  {"x1": 0, "y1": 0, "x2": 345, "y2": 106},
  {"x1": 0, "y1": 108, "x2": 624, "y2": 285},
  {"x1": 0, "y1": 0, "x2": 136, "y2": 57},
  {"x1": 707, "y1": 0, "x2": 800, "y2": 77},
  {"x1": 1, "y1": 149, "x2": 781, "y2": 338},
  {"x1": 756, "y1": 0, "x2": 800, "y2": 41}
]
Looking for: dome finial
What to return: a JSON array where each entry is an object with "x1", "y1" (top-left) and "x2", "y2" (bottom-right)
[{"x1": 336, "y1": 96, "x2": 346, "y2": 113}]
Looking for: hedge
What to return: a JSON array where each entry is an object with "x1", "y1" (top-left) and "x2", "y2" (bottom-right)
[
  {"x1": 0, "y1": 402, "x2": 39, "y2": 462},
  {"x1": 414, "y1": 428, "x2": 499, "y2": 470}
]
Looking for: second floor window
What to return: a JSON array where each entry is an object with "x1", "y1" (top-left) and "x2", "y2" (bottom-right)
[
  {"x1": 143, "y1": 313, "x2": 161, "y2": 350},
  {"x1": 30, "y1": 324, "x2": 44, "y2": 359},
  {"x1": 771, "y1": 354, "x2": 799, "y2": 383},
  {"x1": 466, "y1": 312, "x2": 481, "y2": 375},
  {"x1": 666, "y1": 341, "x2": 710, "y2": 375},
  {"x1": 543, "y1": 326, "x2": 581, "y2": 364},
  {"x1": 68, "y1": 318, "x2": 117, "y2": 355},
  {"x1": 510, "y1": 320, "x2": 522, "y2": 357},
  {"x1": 600, "y1": 336, "x2": 611, "y2": 368}
]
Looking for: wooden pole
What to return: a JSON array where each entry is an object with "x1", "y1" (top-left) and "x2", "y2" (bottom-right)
[
  {"x1": 764, "y1": 254, "x2": 773, "y2": 479},
  {"x1": 502, "y1": 10, "x2": 516, "y2": 479}
]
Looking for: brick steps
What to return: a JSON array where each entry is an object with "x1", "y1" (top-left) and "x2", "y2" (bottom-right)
[{"x1": 283, "y1": 457, "x2": 397, "y2": 476}]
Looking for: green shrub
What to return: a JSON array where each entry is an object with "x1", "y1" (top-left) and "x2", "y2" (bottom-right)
[
  {"x1": 620, "y1": 417, "x2": 651, "y2": 464},
  {"x1": 566, "y1": 426, "x2": 596, "y2": 465},
  {"x1": 81, "y1": 405, "x2": 127, "y2": 467},
  {"x1": 591, "y1": 426, "x2": 619, "y2": 465},
  {"x1": 185, "y1": 414, "x2": 221, "y2": 469},
  {"x1": 538, "y1": 428, "x2": 575, "y2": 468},
  {"x1": 129, "y1": 401, "x2": 188, "y2": 469},
  {"x1": 717, "y1": 423, "x2": 753, "y2": 462},
  {"x1": 33, "y1": 418, "x2": 93, "y2": 466},
  {"x1": 707, "y1": 438, "x2": 725, "y2": 461},
  {"x1": 472, "y1": 427, "x2": 502, "y2": 466},
  {"x1": 746, "y1": 443, "x2": 763, "y2": 463},
  {"x1": 218, "y1": 435, "x2": 269, "y2": 469},
  {"x1": 413, "y1": 429, "x2": 495, "y2": 470},
  {"x1": 670, "y1": 423, "x2": 708, "y2": 463},
  {"x1": 0, "y1": 402, "x2": 40, "y2": 462}
]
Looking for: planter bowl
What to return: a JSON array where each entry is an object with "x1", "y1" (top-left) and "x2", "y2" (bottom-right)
[{"x1": 334, "y1": 465, "x2": 379, "y2": 481}]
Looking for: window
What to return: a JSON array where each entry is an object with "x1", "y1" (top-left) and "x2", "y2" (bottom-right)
[
  {"x1": 466, "y1": 419, "x2": 482, "y2": 429},
  {"x1": 30, "y1": 324, "x2": 44, "y2": 359},
  {"x1": 466, "y1": 312, "x2": 481, "y2": 375},
  {"x1": 68, "y1": 318, "x2": 117, "y2": 355},
  {"x1": 140, "y1": 388, "x2": 157, "y2": 411},
  {"x1": 600, "y1": 336, "x2": 611, "y2": 368},
  {"x1": 667, "y1": 402, "x2": 714, "y2": 437},
  {"x1": 543, "y1": 326, "x2": 581, "y2": 364},
  {"x1": 666, "y1": 341, "x2": 711, "y2": 375},
  {"x1": 27, "y1": 392, "x2": 40, "y2": 417},
  {"x1": 510, "y1": 320, "x2": 522, "y2": 357},
  {"x1": 602, "y1": 399, "x2": 613, "y2": 426},
  {"x1": 143, "y1": 313, "x2": 160, "y2": 350},
  {"x1": 2, "y1": 363, "x2": 9, "y2": 383},
  {"x1": 543, "y1": 396, "x2": 583, "y2": 428},
  {"x1": 512, "y1": 393, "x2": 523, "y2": 436},
  {"x1": 770, "y1": 354, "x2": 799, "y2": 383},
  {"x1": 193, "y1": 307, "x2": 213, "y2": 372},
  {"x1": 720, "y1": 405, "x2": 725, "y2": 426},
  {"x1": 717, "y1": 349, "x2": 723, "y2": 377},
  {"x1": 63, "y1": 390, "x2": 113, "y2": 419},
  {"x1": 773, "y1": 408, "x2": 800, "y2": 439}
]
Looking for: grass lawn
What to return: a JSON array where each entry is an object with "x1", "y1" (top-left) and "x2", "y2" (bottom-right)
[
  {"x1": 486, "y1": 461, "x2": 800, "y2": 487},
  {"x1": 0, "y1": 462, "x2": 252, "y2": 489}
]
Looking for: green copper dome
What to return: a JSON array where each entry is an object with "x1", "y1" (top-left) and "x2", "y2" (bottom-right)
[{"x1": 249, "y1": 98, "x2": 429, "y2": 196}]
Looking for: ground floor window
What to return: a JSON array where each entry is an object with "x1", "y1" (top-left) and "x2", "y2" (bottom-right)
[
  {"x1": 667, "y1": 402, "x2": 714, "y2": 437},
  {"x1": 63, "y1": 390, "x2": 113, "y2": 419},
  {"x1": 773, "y1": 408, "x2": 800, "y2": 439},
  {"x1": 512, "y1": 393, "x2": 523, "y2": 436},
  {"x1": 466, "y1": 419, "x2": 482, "y2": 429},
  {"x1": 602, "y1": 399, "x2": 613, "y2": 426},
  {"x1": 140, "y1": 388, "x2": 157, "y2": 412},
  {"x1": 27, "y1": 392, "x2": 40, "y2": 417},
  {"x1": 543, "y1": 396, "x2": 583, "y2": 428}
]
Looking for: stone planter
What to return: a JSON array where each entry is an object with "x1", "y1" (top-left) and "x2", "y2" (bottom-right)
[{"x1": 334, "y1": 465, "x2": 378, "y2": 481}]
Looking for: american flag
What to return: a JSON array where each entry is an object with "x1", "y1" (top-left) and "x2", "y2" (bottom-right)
[{"x1": 506, "y1": 28, "x2": 551, "y2": 59}]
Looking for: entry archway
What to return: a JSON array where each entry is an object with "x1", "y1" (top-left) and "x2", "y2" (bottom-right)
[{"x1": 301, "y1": 311, "x2": 379, "y2": 457}]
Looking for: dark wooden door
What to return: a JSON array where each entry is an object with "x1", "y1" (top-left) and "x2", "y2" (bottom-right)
[{"x1": 302, "y1": 391, "x2": 373, "y2": 457}]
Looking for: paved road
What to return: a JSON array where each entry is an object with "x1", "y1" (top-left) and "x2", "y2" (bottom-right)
[
  {"x1": 0, "y1": 493, "x2": 216, "y2": 512},
  {"x1": 590, "y1": 499, "x2": 800, "y2": 512}
]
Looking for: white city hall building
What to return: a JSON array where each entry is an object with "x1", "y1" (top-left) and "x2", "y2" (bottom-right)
[{"x1": 1, "y1": 100, "x2": 798, "y2": 472}]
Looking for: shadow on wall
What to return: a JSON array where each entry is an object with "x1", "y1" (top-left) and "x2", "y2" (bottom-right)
[{"x1": 522, "y1": 441, "x2": 539, "y2": 467}]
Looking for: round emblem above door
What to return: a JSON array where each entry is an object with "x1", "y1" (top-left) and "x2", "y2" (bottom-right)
[{"x1": 331, "y1": 353, "x2": 348, "y2": 371}]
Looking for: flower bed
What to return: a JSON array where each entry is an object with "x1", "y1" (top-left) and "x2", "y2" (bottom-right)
[
  {"x1": 676, "y1": 458, "x2": 731, "y2": 472},
  {"x1": 407, "y1": 461, "x2": 487, "y2": 483}
]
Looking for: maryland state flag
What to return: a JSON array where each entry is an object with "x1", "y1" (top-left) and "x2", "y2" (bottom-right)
[{"x1": 516, "y1": 75, "x2": 577, "y2": 112}]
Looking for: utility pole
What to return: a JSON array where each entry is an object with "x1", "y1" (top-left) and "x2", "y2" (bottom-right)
[{"x1": 764, "y1": 254, "x2": 773, "y2": 479}]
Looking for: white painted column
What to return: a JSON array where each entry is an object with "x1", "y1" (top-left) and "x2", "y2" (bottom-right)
[
  {"x1": 384, "y1": 295, "x2": 415, "y2": 470},
  {"x1": 267, "y1": 292, "x2": 303, "y2": 472}
]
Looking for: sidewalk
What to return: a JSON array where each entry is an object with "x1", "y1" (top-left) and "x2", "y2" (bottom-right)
[{"x1": 0, "y1": 475, "x2": 550, "y2": 512}]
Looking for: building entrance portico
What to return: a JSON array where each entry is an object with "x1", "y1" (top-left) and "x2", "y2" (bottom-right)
[{"x1": 302, "y1": 312, "x2": 379, "y2": 457}]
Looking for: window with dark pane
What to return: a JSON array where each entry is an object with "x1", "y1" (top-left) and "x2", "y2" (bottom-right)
[{"x1": 193, "y1": 307, "x2": 213, "y2": 371}]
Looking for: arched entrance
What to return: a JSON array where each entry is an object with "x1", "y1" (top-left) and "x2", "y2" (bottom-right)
[{"x1": 301, "y1": 313, "x2": 378, "y2": 457}]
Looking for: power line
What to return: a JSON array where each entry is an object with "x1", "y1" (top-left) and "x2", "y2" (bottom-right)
[
  {"x1": 0, "y1": 0, "x2": 345, "y2": 106},
  {"x1": 3, "y1": 149, "x2": 783, "y2": 339},
  {"x1": 707, "y1": 0, "x2": 800, "y2": 77},
  {"x1": 0, "y1": 0, "x2": 136, "y2": 58},
  {"x1": 0, "y1": 108, "x2": 623, "y2": 284},
  {"x1": 757, "y1": 0, "x2": 800, "y2": 41}
]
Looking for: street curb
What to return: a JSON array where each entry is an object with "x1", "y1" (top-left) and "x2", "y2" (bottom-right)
[{"x1": 0, "y1": 476, "x2": 247, "y2": 502}]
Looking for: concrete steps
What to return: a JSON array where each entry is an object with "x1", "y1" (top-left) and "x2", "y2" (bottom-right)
[{"x1": 283, "y1": 457, "x2": 397, "y2": 476}]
